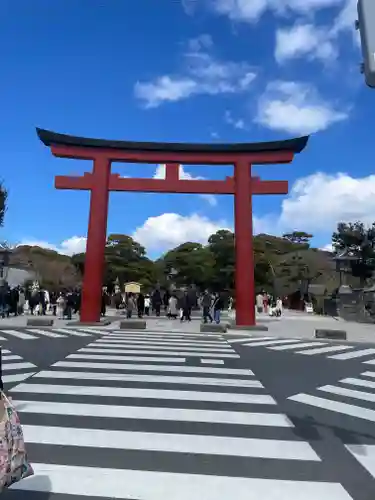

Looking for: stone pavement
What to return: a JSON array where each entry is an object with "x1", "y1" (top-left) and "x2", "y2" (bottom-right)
[{"x1": 0, "y1": 309, "x2": 375, "y2": 344}]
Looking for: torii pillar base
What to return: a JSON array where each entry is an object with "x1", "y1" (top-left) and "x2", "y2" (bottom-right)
[
  {"x1": 227, "y1": 322, "x2": 269, "y2": 332},
  {"x1": 69, "y1": 319, "x2": 113, "y2": 327}
]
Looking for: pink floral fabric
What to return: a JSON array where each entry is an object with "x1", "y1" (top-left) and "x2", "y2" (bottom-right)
[{"x1": 0, "y1": 393, "x2": 33, "y2": 491}]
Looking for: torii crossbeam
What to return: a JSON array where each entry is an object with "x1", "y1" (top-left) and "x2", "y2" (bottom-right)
[{"x1": 37, "y1": 128, "x2": 309, "y2": 327}]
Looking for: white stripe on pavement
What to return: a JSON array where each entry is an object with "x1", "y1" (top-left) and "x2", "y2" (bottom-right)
[
  {"x1": 94, "y1": 339, "x2": 231, "y2": 348},
  {"x1": 76, "y1": 329, "x2": 110, "y2": 334},
  {"x1": 229, "y1": 337, "x2": 274, "y2": 344},
  {"x1": 328, "y1": 348, "x2": 375, "y2": 360},
  {"x1": 201, "y1": 359, "x2": 225, "y2": 365},
  {"x1": 78, "y1": 348, "x2": 239, "y2": 359},
  {"x1": 345, "y1": 444, "x2": 375, "y2": 479},
  {"x1": 318, "y1": 384, "x2": 375, "y2": 403},
  {"x1": 2, "y1": 355, "x2": 23, "y2": 361},
  {"x1": 11, "y1": 383, "x2": 276, "y2": 405},
  {"x1": 68, "y1": 354, "x2": 187, "y2": 363},
  {"x1": 22, "y1": 425, "x2": 319, "y2": 461},
  {"x1": 361, "y1": 371, "x2": 375, "y2": 378},
  {"x1": 362, "y1": 358, "x2": 375, "y2": 366},
  {"x1": 26, "y1": 329, "x2": 66, "y2": 338},
  {"x1": 288, "y1": 393, "x2": 375, "y2": 422},
  {"x1": 270, "y1": 342, "x2": 328, "y2": 351},
  {"x1": 52, "y1": 329, "x2": 92, "y2": 337},
  {"x1": 340, "y1": 377, "x2": 375, "y2": 390},
  {"x1": 10, "y1": 463, "x2": 353, "y2": 499},
  {"x1": 1, "y1": 329, "x2": 37, "y2": 340},
  {"x1": 3, "y1": 372, "x2": 36, "y2": 384},
  {"x1": 2, "y1": 362, "x2": 36, "y2": 371},
  {"x1": 110, "y1": 332, "x2": 221, "y2": 339},
  {"x1": 86, "y1": 343, "x2": 234, "y2": 353},
  {"x1": 1, "y1": 349, "x2": 11, "y2": 354},
  {"x1": 242, "y1": 339, "x2": 302, "y2": 347},
  {"x1": 0, "y1": 335, "x2": 7, "y2": 341},
  {"x1": 103, "y1": 336, "x2": 226, "y2": 345},
  {"x1": 297, "y1": 346, "x2": 354, "y2": 355},
  {"x1": 14, "y1": 399, "x2": 291, "y2": 426},
  {"x1": 53, "y1": 361, "x2": 252, "y2": 375},
  {"x1": 33, "y1": 371, "x2": 262, "y2": 388}
]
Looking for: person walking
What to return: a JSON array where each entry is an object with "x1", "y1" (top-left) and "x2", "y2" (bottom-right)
[
  {"x1": 201, "y1": 290, "x2": 213, "y2": 323},
  {"x1": 213, "y1": 292, "x2": 224, "y2": 324},
  {"x1": 126, "y1": 293, "x2": 136, "y2": 319}
]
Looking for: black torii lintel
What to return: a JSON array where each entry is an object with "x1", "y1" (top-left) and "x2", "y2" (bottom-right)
[{"x1": 36, "y1": 128, "x2": 309, "y2": 155}]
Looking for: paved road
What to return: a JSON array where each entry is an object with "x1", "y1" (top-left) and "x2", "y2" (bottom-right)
[
  {"x1": 0, "y1": 329, "x2": 374, "y2": 499},
  {"x1": 0, "y1": 328, "x2": 104, "y2": 391},
  {"x1": 229, "y1": 335, "x2": 375, "y2": 500}
]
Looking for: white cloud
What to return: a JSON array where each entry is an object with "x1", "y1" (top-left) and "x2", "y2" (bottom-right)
[
  {"x1": 154, "y1": 164, "x2": 217, "y2": 206},
  {"x1": 181, "y1": 0, "x2": 198, "y2": 15},
  {"x1": 19, "y1": 236, "x2": 87, "y2": 256},
  {"x1": 274, "y1": 0, "x2": 360, "y2": 65},
  {"x1": 278, "y1": 172, "x2": 375, "y2": 232},
  {"x1": 132, "y1": 213, "x2": 231, "y2": 252},
  {"x1": 135, "y1": 34, "x2": 257, "y2": 108},
  {"x1": 255, "y1": 80, "x2": 348, "y2": 134},
  {"x1": 332, "y1": 0, "x2": 358, "y2": 37},
  {"x1": 275, "y1": 24, "x2": 337, "y2": 64},
  {"x1": 209, "y1": 0, "x2": 344, "y2": 23},
  {"x1": 320, "y1": 243, "x2": 334, "y2": 252},
  {"x1": 224, "y1": 110, "x2": 246, "y2": 129}
]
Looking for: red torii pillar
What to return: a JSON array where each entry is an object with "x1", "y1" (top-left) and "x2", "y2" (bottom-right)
[{"x1": 37, "y1": 128, "x2": 309, "y2": 326}]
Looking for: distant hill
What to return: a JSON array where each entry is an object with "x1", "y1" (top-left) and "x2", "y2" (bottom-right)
[
  {"x1": 253, "y1": 233, "x2": 340, "y2": 295},
  {"x1": 10, "y1": 245, "x2": 79, "y2": 288}
]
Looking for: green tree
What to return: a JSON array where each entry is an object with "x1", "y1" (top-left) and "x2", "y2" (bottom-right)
[
  {"x1": 0, "y1": 182, "x2": 8, "y2": 228},
  {"x1": 104, "y1": 234, "x2": 157, "y2": 288},
  {"x1": 277, "y1": 253, "x2": 322, "y2": 286},
  {"x1": 161, "y1": 242, "x2": 215, "y2": 289},
  {"x1": 278, "y1": 232, "x2": 321, "y2": 292},
  {"x1": 71, "y1": 252, "x2": 85, "y2": 275},
  {"x1": 208, "y1": 230, "x2": 235, "y2": 291},
  {"x1": 71, "y1": 234, "x2": 159, "y2": 290},
  {"x1": 282, "y1": 231, "x2": 313, "y2": 247},
  {"x1": 332, "y1": 221, "x2": 375, "y2": 285}
]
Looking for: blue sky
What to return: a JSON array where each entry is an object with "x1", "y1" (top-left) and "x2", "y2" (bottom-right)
[{"x1": 1, "y1": 0, "x2": 372, "y2": 258}]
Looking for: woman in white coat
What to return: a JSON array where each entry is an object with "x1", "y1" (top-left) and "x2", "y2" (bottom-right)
[{"x1": 168, "y1": 294, "x2": 178, "y2": 319}]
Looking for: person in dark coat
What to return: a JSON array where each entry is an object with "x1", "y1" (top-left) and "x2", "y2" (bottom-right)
[
  {"x1": 180, "y1": 291, "x2": 192, "y2": 322},
  {"x1": 101, "y1": 289, "x2": 108, "y2": 317},
  {"x1": 137, "y1": 293, "x2": 145, "y2": 318},
  {"x1": 213, "y1": 292, "x2": 224, "y2": 324},
  {"x1": 152, "y1": 289, "x2": 162, "y2": 317},
  {"x1": 201, "y1": 290, "x2": 213, "y2": 323}
]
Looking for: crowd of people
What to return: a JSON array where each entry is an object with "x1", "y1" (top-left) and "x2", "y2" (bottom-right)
[
  {"x1": 112, "y1": 289, "x2": 229, "y2": 324},
  {"x1": 0, "y1": 283, "x2": 229, "y2": 324},
  {"x1": 0, "y1": 285, "x2": 82, "y2": 320},
  {"x1": 256, "y1": 292, "x2": 283, "y2": 317}
]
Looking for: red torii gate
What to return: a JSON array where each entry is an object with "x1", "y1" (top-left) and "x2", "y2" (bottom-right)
[{"x1": 37, "y1": 128, "x2": 309, "y2": 327}]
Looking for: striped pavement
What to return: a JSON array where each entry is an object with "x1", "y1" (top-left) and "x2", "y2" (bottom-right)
[
  {"x1": 0, "y1": 348, "x2": 37, "y2": 387},
  {"x1": 289, "y1": 370, "x2": 375, "y2": 423},
  {"x1": 228, "y1": 336, "x2": 375, "y2": 365},
  {"x1": 0, "y1": 328, "x2": 104, "y2": 341},
  {"x1": 3, "y1": 331, "x2": 354, "y2": 499}
]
